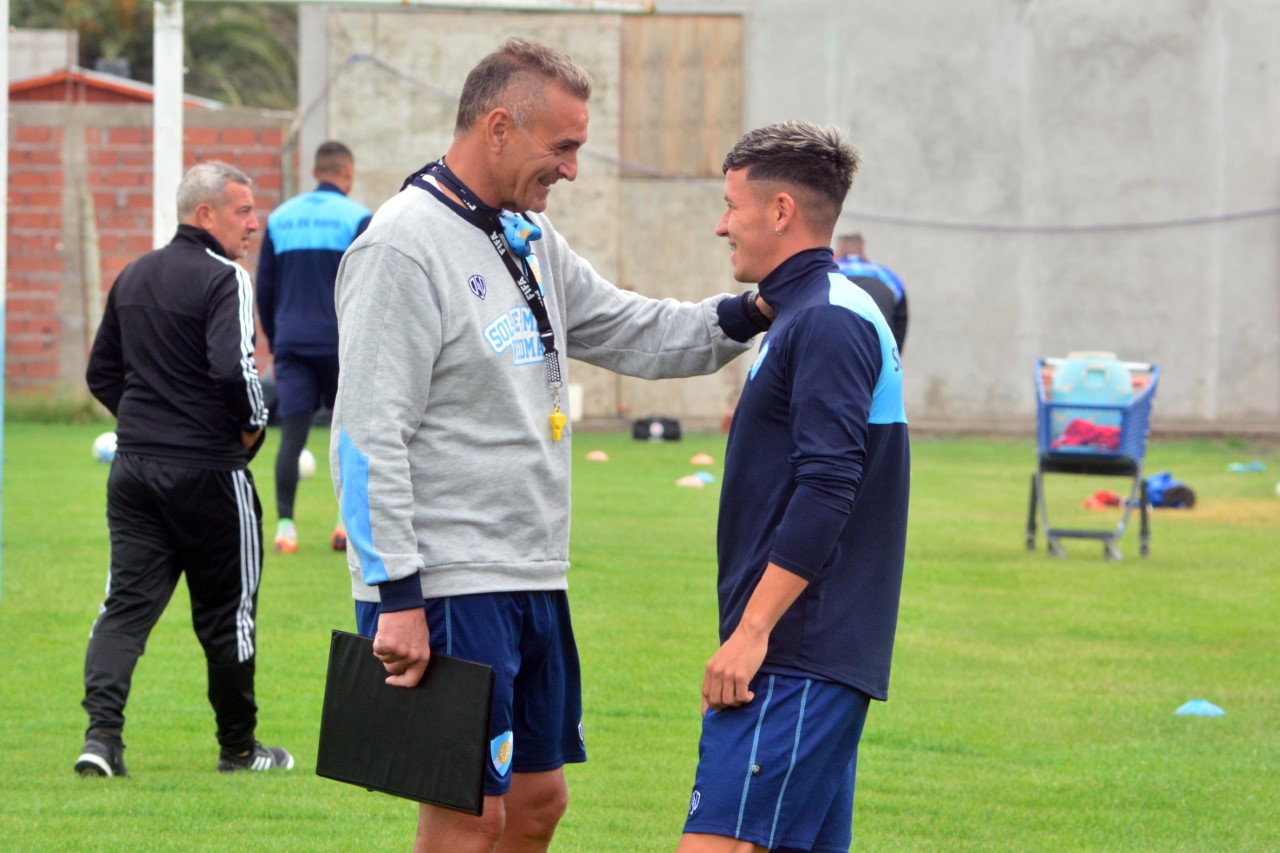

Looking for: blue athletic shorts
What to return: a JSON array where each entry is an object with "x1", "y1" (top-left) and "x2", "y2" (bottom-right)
[
  {"x1": 355, "y1": 590, "x2": 586, "y2": 796},
  {"x1": 272, "y1": 352, "x2": 339, "y2": 420},
  {"x1": 683, "y1": 673, "x2": 871, "y2": 852}
]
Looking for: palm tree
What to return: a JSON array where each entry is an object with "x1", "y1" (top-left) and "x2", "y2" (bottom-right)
[
  {"x1": 11, "y1": 0, "x2": 298, "y2": 110},
  {"x1": 185, "y1": 4, "x2": 298, "y2": 110}
]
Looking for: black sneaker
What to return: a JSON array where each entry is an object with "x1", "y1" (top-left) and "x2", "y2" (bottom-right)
[
  {"x1": 75, "y1": 738, "x2": 128, "y2": 778},
  {"x1": 217, "y1": 742, "x2": 294, "y2": 773}
]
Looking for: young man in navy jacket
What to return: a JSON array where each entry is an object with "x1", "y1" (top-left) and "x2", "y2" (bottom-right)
[{"x1": 680, "y1": 122, "x2": 910, "y2": 853}]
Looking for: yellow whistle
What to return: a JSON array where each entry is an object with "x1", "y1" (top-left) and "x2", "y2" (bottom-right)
[{"x1": 550, "y1": 408, "x2": 567, "y2": 441}]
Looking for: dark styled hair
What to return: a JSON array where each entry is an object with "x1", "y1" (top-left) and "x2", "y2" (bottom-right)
[{"x1": 722, "y1": 121, "x2": 860, "y2": 232}]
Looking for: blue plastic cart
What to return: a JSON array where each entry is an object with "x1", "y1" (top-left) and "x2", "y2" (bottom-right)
[{"x1": 1025, "y1": 354, "x2": 1160, "y2": 559}]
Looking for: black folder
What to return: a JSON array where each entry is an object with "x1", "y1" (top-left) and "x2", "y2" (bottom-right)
[{"x1": 316, "y1": 630, "x2": 494, "y2": 814}]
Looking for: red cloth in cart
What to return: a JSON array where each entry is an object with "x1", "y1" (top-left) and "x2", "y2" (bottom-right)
[{"x1": 1051, "y1": 418, "x2": 1121, "y2": 451}]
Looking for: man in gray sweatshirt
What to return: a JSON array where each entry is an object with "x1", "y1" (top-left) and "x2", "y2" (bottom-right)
[{"x1": 331, "y1": 37, "x2": 770, "y2": 853}]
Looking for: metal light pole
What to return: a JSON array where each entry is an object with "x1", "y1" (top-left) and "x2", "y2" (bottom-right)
[{"x1": 153, "y1": 0, "x2": 184, "y2": 248}]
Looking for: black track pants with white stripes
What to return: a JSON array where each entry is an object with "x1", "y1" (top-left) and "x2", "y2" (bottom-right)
[{"x1": 82, "y1": 453, "x2": 263, "y2": 754}]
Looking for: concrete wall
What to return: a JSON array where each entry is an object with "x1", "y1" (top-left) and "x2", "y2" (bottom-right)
[
  {"x1": 302, "y1": 1, "x2": 1280, "y2": 432},
  {"x1": 657, "y1": 0, "x2": 1280, "y2": 430},
  {"x1": 9, "y1": 29, "x2": 77, "y2": 80}
]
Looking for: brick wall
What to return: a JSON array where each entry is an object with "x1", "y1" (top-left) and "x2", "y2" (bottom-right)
[
  {"x1": 5, "y1": 104, "x2": 295, "y2": 395},
  {"x1": 6, "y1": 123, "x2": 63, "y2": 387}
]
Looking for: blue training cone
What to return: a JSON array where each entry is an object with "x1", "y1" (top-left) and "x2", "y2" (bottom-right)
[{"x1": 1174, "y1": 699, "x2": 1226, "y2": 716}]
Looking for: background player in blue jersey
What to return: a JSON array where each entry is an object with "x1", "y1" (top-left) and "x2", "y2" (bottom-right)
[
  {"x1": 835, "y1": 232, "x2": 908, "y2": 354},
  {"x1": 679, "y1": 122, "x2": 911, "y2": 853},
  {"x1": 256, "y1": 141, "x2": 371, "y2": 553}
]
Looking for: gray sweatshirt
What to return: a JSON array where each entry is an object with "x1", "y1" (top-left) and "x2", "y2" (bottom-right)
[{"x1": 331, "y1": 182, "x2": 752, "y2": 604}]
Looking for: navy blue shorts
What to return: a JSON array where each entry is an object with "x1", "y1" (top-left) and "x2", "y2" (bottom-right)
[
  {"x1": 683, "y1": 673, "x2": 871, "y2": 852},
  {"x1": 272, "y1": 352, "x2": 339, "y2": 420},
  {"x1": 355, "y1": 590, "x2": 586, "y2": 796}
]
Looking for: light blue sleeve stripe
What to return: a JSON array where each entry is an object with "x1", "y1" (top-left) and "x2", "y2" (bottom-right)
[
  {"x1": 338, "y1": 428, "x2": 389, "y2": 585},
  {"x1": 827, "y1": 273, "x2": 908, "y2": 425}
]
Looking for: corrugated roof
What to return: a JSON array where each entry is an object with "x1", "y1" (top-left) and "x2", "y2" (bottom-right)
[{"x1": 9, "y1": 65, "x2": 225, "y2": 110}]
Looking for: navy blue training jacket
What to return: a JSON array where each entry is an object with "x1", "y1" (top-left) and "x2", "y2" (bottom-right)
[
  {"x1": 256, "y1": 182, "x2": 371, "y2": 356},
  {"x1": 718, "y1": 248, "x2": 910, "y2": 700}
]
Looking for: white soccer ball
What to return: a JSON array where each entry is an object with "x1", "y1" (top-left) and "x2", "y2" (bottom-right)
[
  {"x1": 298, "y1": 448, "x2": 317, "y2": 480},
  {"x1": 92, "y1": 431, "x2": 117, "y2": 464}
]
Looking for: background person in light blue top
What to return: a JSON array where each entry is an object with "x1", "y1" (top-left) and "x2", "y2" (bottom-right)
[
  {"x1": 835, "y1": 232, "x2": 908, "y2": 354},
  {"x1": 256, "y1": 141, "x2": 371, "y2": 554}
]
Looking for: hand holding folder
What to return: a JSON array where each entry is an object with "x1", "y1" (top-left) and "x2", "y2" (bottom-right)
[{"x1": 316, "y1": 630, "x2": 494, "y2": 814}]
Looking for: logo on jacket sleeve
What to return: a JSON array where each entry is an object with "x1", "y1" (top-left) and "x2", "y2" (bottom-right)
[
  {"x1": 468, "y1": 275, "x2": 487, "y2": 300},
  {"x1": 491, "y1": 731, "x2": 513, "y2": 776}
]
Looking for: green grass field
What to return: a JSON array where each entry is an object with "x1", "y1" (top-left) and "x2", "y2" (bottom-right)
[{"x1": 1, "y1": 423, "x2": 1277, "y2": 851}]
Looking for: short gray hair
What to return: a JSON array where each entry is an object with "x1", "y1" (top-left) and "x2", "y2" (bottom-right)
[
  {"x1": 454, "y1": 37, "x2": 592, "y2": 136},
  {"x1": 722, "y1": 122, "x2": 860, "y2": 231},
  {"x1": 176, "y1": 161, "x2": 252, "y2": 219}
]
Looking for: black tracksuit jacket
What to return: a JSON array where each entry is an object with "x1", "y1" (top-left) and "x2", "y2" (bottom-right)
[{"x1": 86, "y1": 225, "x2": 268, "y2": 469}]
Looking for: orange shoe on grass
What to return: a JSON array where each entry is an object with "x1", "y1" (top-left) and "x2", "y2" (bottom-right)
[{"x1": 274, "y1": 519, "x2": 298, "y2": 553}]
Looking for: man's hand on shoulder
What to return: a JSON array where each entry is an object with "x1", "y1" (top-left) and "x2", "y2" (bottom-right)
[{"x1": 373, "y1": 608, "x2": 432, "y2": 688}]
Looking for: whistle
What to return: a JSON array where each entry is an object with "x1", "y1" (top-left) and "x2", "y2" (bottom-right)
[{"x1": 550, "y1": 409, "x2": 567, "y2": 441}]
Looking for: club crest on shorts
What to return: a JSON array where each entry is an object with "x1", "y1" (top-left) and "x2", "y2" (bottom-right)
[
  {"x1": 688, "y1": 789, "x2": 702, "y2": 817},
  {"x1": 491, "y1": 731, "x2": 513, "y2": 776},
  {"x1": 468, "y1": 274, "x2": 487, "y2": 300}
]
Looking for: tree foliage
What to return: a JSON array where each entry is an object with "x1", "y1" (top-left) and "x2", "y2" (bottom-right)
[{"x1": 11, "y1": 0, "x2": 298, "y2": 110}]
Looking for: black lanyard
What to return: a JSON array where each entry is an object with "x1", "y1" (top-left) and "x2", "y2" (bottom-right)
[{"x1": 403, "y1": 160, "x2": 562, "y2": 390}]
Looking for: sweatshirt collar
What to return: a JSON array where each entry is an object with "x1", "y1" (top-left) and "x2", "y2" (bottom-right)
[
  {"x1": 757, "y1": 247, "x2": 838, "y2": 314},
  {"x1": 172, "y1": 223, "x2": 230, "y2": 258},
  {"x1": 316, "y1": 181, "x2": 345, "y2": 195}
]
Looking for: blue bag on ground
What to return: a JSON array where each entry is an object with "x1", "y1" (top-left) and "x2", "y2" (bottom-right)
[{"x1": 1146, "y1": 471, "x2": 1195, "y2": 508}]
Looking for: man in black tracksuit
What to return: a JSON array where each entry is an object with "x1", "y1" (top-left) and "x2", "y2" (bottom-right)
[{"x1": 76, "y1": 161, "x2": 292, "y2": 777}]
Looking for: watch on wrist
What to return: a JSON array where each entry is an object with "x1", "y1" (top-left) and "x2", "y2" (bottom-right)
[{"x1": 743, "y1": 290, "x2": 772, "y2": 332}]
